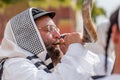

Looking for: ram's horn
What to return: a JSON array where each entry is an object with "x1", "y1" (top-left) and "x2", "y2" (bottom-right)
[{"x1": 82, "y1": 0, "x2": 98, "y2": 42}]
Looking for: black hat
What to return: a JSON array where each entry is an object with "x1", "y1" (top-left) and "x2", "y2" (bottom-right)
[{"x1": 32, "y1": 8, "x2": 56, "y2": 20}]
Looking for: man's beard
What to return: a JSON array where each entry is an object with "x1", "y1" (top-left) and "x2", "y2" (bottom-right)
[{"x1": 46, "y1": 44, "x2": 63, "y2": 66}]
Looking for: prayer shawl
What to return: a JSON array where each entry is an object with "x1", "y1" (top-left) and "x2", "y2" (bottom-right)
[{"x1": 0, "y1": 8, "x2": 54, "y2": 72}]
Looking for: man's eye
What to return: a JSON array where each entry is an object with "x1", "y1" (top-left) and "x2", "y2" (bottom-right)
[{"x1": 49, "y1": 27, "x2": 54, "y2": 31}]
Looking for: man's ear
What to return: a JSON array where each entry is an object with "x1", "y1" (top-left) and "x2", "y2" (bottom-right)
[{"x1": 112, "y1": 24, "x2": 119, "y2": 44}]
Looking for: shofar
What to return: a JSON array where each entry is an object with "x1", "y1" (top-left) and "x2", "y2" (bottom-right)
[{"x1": 82, "y1": 0, "x2": 98, "y2": 42}]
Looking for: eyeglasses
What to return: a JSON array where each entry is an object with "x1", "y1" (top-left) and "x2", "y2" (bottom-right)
[{"x1": 38, "y1": 25, "x2": 60, "y2": 33}]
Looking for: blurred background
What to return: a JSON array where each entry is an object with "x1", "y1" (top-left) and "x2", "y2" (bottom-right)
[{"x1": 0, "y1": 0, "x2": 120, "y2": 43}]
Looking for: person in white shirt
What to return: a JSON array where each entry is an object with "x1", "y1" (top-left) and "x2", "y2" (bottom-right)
[
  {"x1": 85, "y1": 21, "x2": 115, "y2": 62},
  {"x1": 94, "y1": 6, "x2": 120, "y2": 80},
  {"x1": 0, "y1": 7, "x2": 114, "y2": 80},
  {"x1": 59, "y1": 6, "x2": 120, "y2": 80}
]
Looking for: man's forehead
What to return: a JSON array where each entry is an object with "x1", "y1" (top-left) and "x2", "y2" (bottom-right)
[{"x1": 35, "y1": 15, "x2": 56, "y2": 27}]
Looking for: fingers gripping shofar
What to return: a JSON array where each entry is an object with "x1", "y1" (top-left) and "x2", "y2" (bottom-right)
[{"x1": 82, "y1": 0, "x2": 98, "y2": 42}]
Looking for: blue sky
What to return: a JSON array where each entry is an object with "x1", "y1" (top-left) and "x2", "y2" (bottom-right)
[{"x1": 95, "y1": 0, "x2": 120, "y2": 24}]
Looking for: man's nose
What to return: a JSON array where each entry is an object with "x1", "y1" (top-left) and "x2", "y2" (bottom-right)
[{"x1": 52, "y1": 30, "x2": 61, "y2": 39}]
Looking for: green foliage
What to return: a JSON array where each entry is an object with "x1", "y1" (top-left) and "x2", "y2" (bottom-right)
[
  {"x1": 0, "y1": 0, "x2": 106, "y2": 23},
  {"x1": 76, "y1": 0, "x2": 106, "y2": 23},
  {"x1": 29, "y1": 0, "x2": 75, "y2": 8},
  {"x1": 91, "y1": 2, "x2": 106, "y2": 23},
  {"x1": 29, "y1": 0, "x2": 48, "y2": 9},
  {"x1": 76, "y1": 0, "x2": 84, "y2": 9},
  {"x1": 1, "y1": 0, "x2": 23, "y2": 4}
]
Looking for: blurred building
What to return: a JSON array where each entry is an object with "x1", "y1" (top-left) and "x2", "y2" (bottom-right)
[{"x1": 0, "y1": 1, "x2": 77, "y2": 43}]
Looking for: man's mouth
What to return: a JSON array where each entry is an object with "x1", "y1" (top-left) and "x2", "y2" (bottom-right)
[
  {"x1": 52, "y1": 42, "x2": 65, "y2": 45},
  {"x1": 52, "y1": 34, "x2": 66, "y2": 45}
]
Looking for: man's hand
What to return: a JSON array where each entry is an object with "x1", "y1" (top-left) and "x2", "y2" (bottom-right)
[{"x1": 60, "y1": 32, "x2": 83, "y2": 54}]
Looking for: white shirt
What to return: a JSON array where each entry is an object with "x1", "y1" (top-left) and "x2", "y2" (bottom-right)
[{"x1": 2, "y1": 43, "x2": 114, "y2": 80}]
